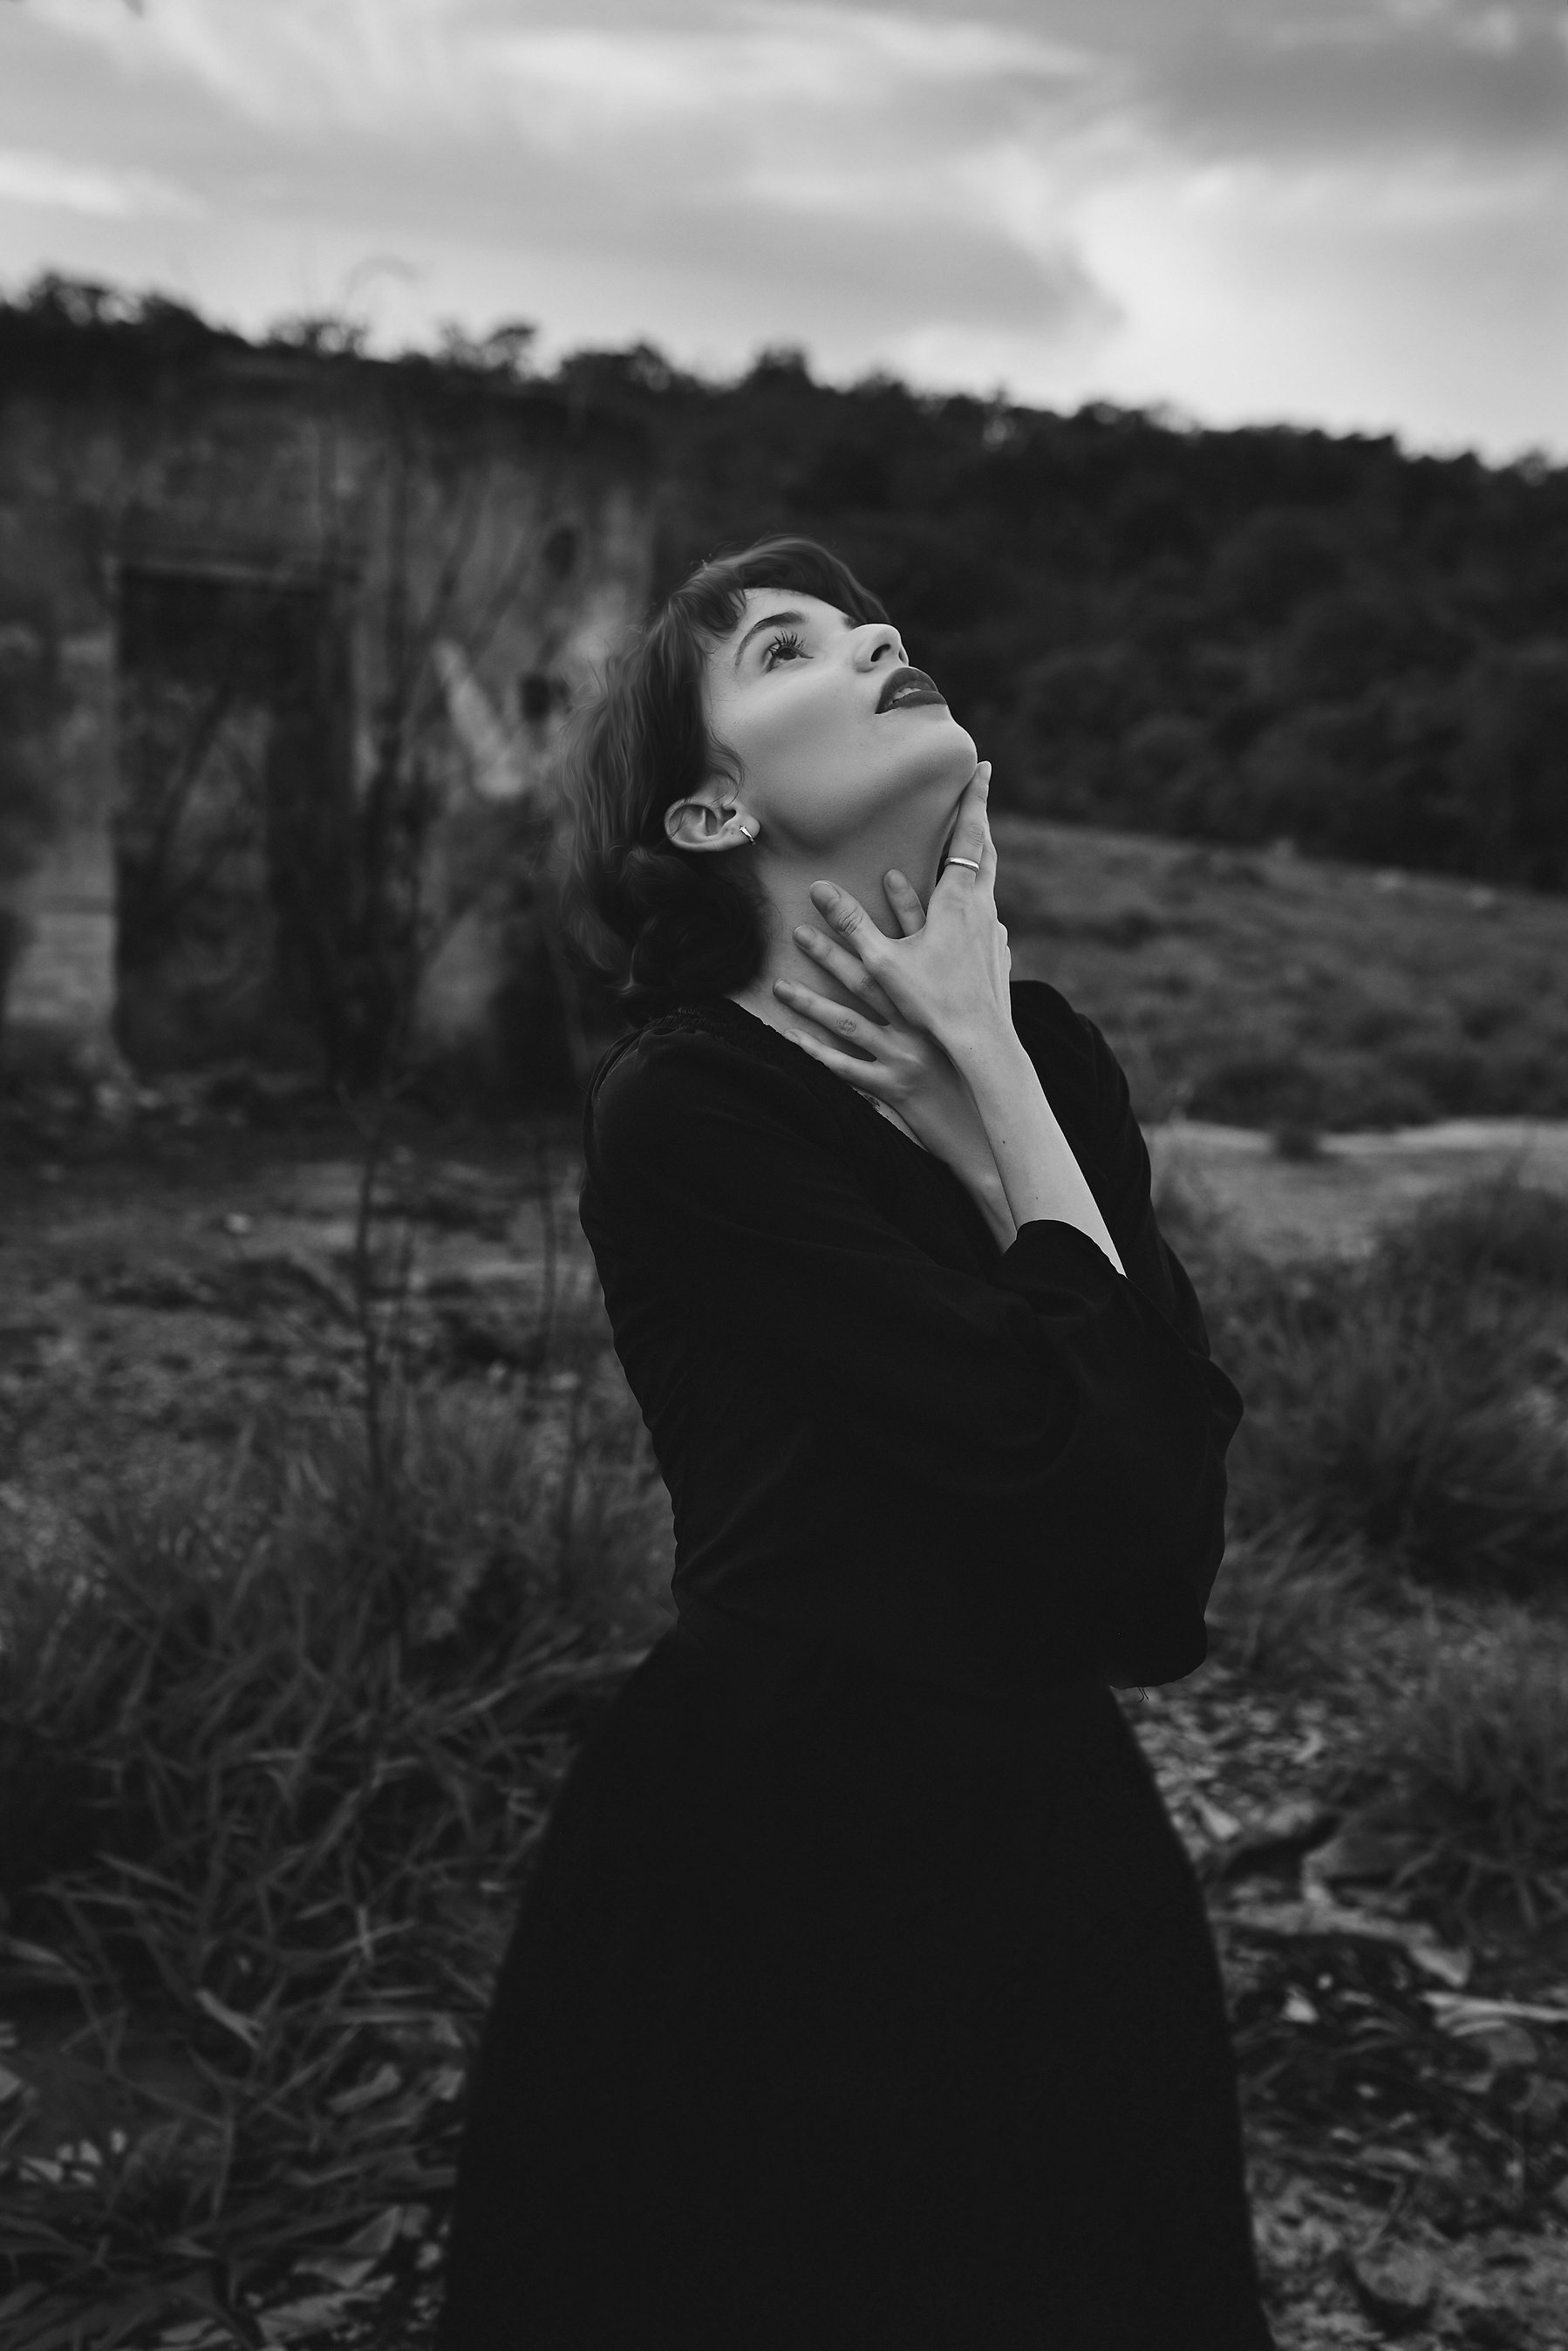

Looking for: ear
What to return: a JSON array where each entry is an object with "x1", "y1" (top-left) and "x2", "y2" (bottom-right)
[{"x1": 664, "y1": 791, "x2": 757, "y2": 854}]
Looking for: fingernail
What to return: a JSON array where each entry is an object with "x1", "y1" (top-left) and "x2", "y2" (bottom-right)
[
  {"x1": 793, "y1": 924, "x2": 812, "y2": 944},
  {"x1": 812, "y1": 882, "x2": 838, "y2": 904}
]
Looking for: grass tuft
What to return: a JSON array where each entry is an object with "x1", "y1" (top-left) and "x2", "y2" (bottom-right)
[
  {"x1": 1206, "y1": 1526, "x2": 1381, "y2": 1691},
  {"x1": 1268, "y1": 1121, "x2": 1323, "y2": 1164},
  {"x1": 1378, "y1": 1166, "x2": 1568, "y2": 1297},
  {"x1": 1337, "y1": 1604, "x2": 1568, "y2": 1935},
  {"x1": 0, "y1": 1380, "x2": 672, "y2": 2342},
  {"x1": 1203, "y1": 1177, "x2": 1568, "y2": 1604}
]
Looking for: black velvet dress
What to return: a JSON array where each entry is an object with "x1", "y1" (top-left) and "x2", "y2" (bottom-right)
[{"x1": 436, "y1": 983, "x2": 1276, "y2": 2351}]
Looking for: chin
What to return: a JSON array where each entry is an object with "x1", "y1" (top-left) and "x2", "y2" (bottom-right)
[
  {"x1": 924, "y1": 713, "x2": 978, "y2": 790},
  {"x1": 891, "y1": 706, "x2": 974, "y2": 774}
]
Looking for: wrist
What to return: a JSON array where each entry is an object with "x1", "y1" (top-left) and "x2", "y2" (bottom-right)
[
  {"x1": 948, "y1": 1025, "x2": 1038, "y2": 1118},
  {"x1": 939, "y1": 1014, "x2": 1022, "y2": 1081}
]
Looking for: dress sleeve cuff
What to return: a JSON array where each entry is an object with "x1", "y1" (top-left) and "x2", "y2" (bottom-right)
[{"x1": 996, "y1": 1218, "x2": 1126, "y2": 1300}]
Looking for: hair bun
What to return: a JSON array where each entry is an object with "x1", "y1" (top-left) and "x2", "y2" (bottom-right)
[{"x1": 615, "y1": 843, "x2": 760, "y2": 1017}]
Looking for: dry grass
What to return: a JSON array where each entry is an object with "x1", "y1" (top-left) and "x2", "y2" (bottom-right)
[
  {"x1": 1337, "y1": 1602, "x2": 1568, "y2": 1936},
  {"x1": 1192, "y1": 1175, "x2": 1568, "y2": 1604},
  {"x1": 1194, "y1": 1174, "x2": 1568, "y2": 1942},
  {"x1": 3, "y1": 1120, "x2": 1568, "y2": 2338},
  {"x1": 1203, "y1": 1528, "x2": 1382, "y2": 1692},
  {"x1": 0, "y1": 1376, "x2": 672, "y2": 2348}
]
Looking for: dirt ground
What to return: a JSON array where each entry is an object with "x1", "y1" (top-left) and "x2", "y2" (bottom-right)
[
  {"x1": 3, "y1": 1106, "x2": 1568, "y2": 2349},
  {"x1": 1153, "y1": 1116, "x2": 1568, "y2": 1262}
]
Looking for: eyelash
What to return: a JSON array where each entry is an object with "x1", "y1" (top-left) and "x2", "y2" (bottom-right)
[{"x1": 761, "y1": 630, "x2": 807, "y2": 670}]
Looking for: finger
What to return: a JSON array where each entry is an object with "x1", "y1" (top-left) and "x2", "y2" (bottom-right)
[
  {"x1": 781, "y1": 1026, "x2": 892, "y2": 1097},
  {"x1": 966, "y1": 779, "x2": 999, "y2": 896},
  {"x1": 979, "y1": 801, "x2": 999, "y2": 892},
  {"x1": 882, "y1": 869, "x2": 925, "y2": 937},
  {"x1": 808, "y1": 882, "x2": 889, "y2": 969},
  {"x1": 938, "y1": 762, "x2": 992, "y2": 881},
  {"x1": 773, "y1": 978, "x2": 881, "y2": 1058},
  {"x1": 790, "y1": 923, "x2": 895, "y2": 1019}
]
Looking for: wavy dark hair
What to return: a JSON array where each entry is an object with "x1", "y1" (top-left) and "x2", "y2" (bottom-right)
[{"x1": 562, "y1": 536, "x2": 888, "y2": 1022}]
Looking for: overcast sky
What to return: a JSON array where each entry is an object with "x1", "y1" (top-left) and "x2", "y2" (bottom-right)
[{"x1": 1, "y1": 0, "x2": 1564, "y2": 461}]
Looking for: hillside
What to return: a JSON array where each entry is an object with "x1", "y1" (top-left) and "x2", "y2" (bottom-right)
[
  {"x1": 992, "y1": 814, "x2": 1568, "y2": 1131},
  {"x1": 556, "y1": 342, "x2": 1568, "y2": 895}
]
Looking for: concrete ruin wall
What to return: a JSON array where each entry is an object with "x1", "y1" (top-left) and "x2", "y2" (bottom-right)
[{"x1": 0, "y1": 330, "x2": 652, "y2": 1087}]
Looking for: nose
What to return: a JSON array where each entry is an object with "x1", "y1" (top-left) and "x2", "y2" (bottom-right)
[{"x1": 851, "y1": 622, "x2": 906, "y2": 672}]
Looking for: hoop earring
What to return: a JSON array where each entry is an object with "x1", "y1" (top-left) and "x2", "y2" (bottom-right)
[{"x1": 737, "y1": 821, "x2": 758, "y2": 844}]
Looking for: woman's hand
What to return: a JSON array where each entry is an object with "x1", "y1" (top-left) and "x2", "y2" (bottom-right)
[
  {"x1": 773, "y1": 860, "x2": 1018, "y2": 1253},
  {"x1": 802, "y1": 764, "x2": 1012, "y2": 1062},
  {"x1": 793, "y1": 756, "x2": 1125, "y2": 1278}
]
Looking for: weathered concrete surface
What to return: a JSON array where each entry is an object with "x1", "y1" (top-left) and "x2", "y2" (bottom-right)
[
  {"x1": 4, "y1": 627, "x2": 119, "y2": 1070},
  {"x1": 0, "y1": 318, "x2": 652, "y2": 1079}
]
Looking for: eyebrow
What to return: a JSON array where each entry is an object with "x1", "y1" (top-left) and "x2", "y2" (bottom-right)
[
  {"x1": 730, "y1": 606, "x2": 854, "y2": 671},
  {"x1": 731, "y1": 609, "x2": 804, "y2": 671}
]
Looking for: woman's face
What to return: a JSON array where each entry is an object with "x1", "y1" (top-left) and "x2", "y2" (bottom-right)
[{"x1": 700, "y1": 589, "x2": 977, "y2": 853}]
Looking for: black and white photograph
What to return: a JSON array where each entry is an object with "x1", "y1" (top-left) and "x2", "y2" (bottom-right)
[{"x1": 0, "y1": 3, "x2": 1565, "y2": 2345}]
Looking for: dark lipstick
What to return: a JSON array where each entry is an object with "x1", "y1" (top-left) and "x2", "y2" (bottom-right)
[{"x1": 875, "y1": 664, "x2": 947, "y2": 714}]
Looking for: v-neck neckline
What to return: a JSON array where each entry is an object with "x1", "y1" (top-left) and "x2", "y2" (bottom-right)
[{"x1": 708, "y1": 996, "x2": 936, "y2": 1159}]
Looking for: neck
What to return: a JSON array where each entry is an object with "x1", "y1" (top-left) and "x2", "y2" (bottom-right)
[{"x1": 725, "y1": 808, "x2": 953, "y2": 1037}]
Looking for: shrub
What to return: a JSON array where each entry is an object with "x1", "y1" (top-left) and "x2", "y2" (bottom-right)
[
  {"x1": 1337, "y1": 1603, "x2": 1568, "y2": 1933},
  {"x1": 1269, "y1": 1120, "x2": 1323, "y2": 1163},
  {"x1": 1205, "y1": 1526, "x2": 1381, "y2": 1690},
  {"x1": 1378, "y1": 1167, "x2": 1568, "y2": 1297},
  {"x1": 1214, "y1": 1177, "x2": 1568, "y2": 1602}
]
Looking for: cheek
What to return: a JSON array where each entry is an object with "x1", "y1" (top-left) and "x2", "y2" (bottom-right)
[{"x1": 741, "y1": 693, "x2": 862, "y2": 797}]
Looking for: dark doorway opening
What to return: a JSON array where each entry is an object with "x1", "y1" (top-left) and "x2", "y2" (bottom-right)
[{"x1": 113, "y1": 564, "x2": 352, "y2": 1071}]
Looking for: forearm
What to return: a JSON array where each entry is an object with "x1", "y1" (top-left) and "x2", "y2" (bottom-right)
[
  {"x1": 951, "y1": 1029, "x2": 1126, "y2": 1276},
  {"x1": 904, "y1": 1101, "x2": 1015, "y2": 1250},
  {"x1": 970, "y1": 1164, "x2": 1019, "y2": 1254}
]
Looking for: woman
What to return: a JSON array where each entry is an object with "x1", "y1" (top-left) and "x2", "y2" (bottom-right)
[{"x1": 436, "y1": 538, "x2": 1275, "y2": 2349}]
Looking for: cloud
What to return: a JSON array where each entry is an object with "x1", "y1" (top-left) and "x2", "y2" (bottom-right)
[
  {"x1": 24, "y1": 0, "x2": 1092, "y2": 137},
  {"x1": 12, "y1": 0, "x2": 1119, "y2": 345},
  {"x1": 0, "y1": 0, "x2": 1562, "y2": 457},
  {"x1": 0, "y1": 147, "x2": 199, "y2": 220},
  {"x1": 488, "y1": 8, "x2": 1090, "y2": 142},
  {"x1": 1156, "y1": 7, "x2": 1567, "y2": 163}
]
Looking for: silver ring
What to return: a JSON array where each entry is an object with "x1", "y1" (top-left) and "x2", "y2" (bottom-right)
[{"x1": 945, "y1": 856, "x2": 980, "y2": 871}]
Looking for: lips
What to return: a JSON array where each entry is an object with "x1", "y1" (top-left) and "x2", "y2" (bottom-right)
[{"x1": 875, "y1": 664, "x2": 946, "y2": 715}]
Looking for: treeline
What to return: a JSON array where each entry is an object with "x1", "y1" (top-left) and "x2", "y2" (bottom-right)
[
  {"x1": 557, "y1": 344, "x2": 1568, "y2": 893},
  {"x1": 6, "y1": 281, "x2": 1566, "y2": 890}
]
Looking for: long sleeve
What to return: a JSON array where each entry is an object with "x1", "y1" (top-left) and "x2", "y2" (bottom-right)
[
  {"x1": 588, "y1": 998, "x2": 1241, "y2": 1685},
  {"x1": 1011, "y1": 983, "x2": 1243, "y2": 1625}
]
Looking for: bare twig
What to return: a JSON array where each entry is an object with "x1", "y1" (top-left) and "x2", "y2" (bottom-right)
[{"x1": 534, "y1": 1120, "x2": 558, "y2": 1371}]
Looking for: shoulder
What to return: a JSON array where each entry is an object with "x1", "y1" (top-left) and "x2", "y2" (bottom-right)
[
  {"x1": 1012, "y1": 982, "x2": 1164, "y2": 1260},
  {"x1": 585, "y1": 1005, "x2": 842, "y2": 1186},
  {"x1": 1008, "y1": 978, "x2": 1125, "y2": 1141}
]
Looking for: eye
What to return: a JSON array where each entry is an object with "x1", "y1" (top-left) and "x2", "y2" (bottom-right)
[{"x1": 761, "y1": 629, "x2": 807, "y2": 670}]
